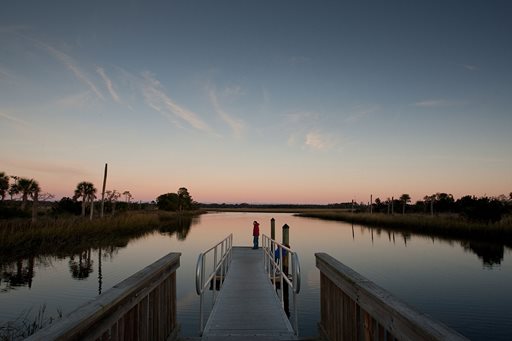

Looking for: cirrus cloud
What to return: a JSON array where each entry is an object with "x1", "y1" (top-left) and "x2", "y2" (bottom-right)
[
  {"x1": 142, "y1": 72, "x2": 211, "y2": 132},
  {"x1": 304, "y1": 131, "x2": 339, "y2": 150}
]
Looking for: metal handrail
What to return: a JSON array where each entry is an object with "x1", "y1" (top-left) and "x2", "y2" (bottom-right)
[
  {"x1": 195, "y1": 234, "x2": 233, "y2": 335},
  {"x1": 262, "y1": 234, "x2": 301, "y2": 335}
]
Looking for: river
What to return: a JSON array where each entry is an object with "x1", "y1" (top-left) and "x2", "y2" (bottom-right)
[{"x1": 1, "y1": 212, "x2": 511, "y2": 340}]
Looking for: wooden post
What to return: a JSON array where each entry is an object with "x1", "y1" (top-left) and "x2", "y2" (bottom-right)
[
  {"x1": 271, "y1": 218, "x2": 275, "y2": 240},
  {"x1": 282, "y1": 224, "x2": 290, "y2": 317},
  {"x1": 282, "y1": 224, "x2": 289, "y2": 247},
  {"x1": 370, "y1": 194, "x2": 373, "y2": 214},
  {"x1": 391, "y1": 196, "x2": 394, "y2": 215},
  {"x1": 100, "y1": 163, "x2": 108, "y2": 218}
]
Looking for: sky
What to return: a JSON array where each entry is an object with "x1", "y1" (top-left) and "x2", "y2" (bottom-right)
[{"x1": 1, "y1": 1, "x2": 511, "y2": 204}]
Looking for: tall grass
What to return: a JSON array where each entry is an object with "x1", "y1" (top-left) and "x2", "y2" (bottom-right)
[
  {"x1": 0, "y1": 210, "x2": 203, "y2": 261},
  {"x1": 296, "y1": 211, "x2": 512, "y2": 242},
  {"x1": 0, "y1": 305, "x2": 62, "y2": 341}
]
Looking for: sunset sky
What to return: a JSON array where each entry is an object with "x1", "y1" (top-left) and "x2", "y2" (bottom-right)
[{"x1": 1, "y1": 1, "x2": 511, "y2": 204}]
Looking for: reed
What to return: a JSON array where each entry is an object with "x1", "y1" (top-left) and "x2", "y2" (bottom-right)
[
  {"x1": 296, "y1": 210, "x2": 512, "y2": 242},
  {"x1": 0, "y1": 304, "x2": 62, "y2": 341},
  {"x1": 0, "y1": 210, "x2": 203, "y2": 261}
]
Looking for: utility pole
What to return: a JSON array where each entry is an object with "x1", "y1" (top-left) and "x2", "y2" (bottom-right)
[{"x1": 100, "y1": 163, "x2": 108, "y2": 218}]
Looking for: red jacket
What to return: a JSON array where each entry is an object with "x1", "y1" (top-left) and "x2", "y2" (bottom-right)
[{"x1": 253, "y1": 223, "x2": 260, "y2": 236}]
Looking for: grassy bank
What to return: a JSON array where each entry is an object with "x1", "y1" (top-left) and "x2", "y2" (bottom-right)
[
  {"x1": 296, "y1": 210, "x2": 512, "y2": 242},
  {"x1": 0, "y1": 210, "x2": 204, "y2": 261}
]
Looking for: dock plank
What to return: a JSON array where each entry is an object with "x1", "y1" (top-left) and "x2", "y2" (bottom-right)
[{"x1": 201, "y1": 247, "x2": 296, "y2": 341}]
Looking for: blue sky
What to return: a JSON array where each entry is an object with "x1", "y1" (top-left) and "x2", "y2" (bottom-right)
[{"x1": 1, "y1": 1, "x2": 511, "y2": 203}]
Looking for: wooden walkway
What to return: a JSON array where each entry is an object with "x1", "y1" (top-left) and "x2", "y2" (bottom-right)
[{"x1": 201, "y1": 247, "x2": 297, "y2": 341}]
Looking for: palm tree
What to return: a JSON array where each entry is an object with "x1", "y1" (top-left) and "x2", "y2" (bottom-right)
[
  {"x1": 74, "y1": 181, "x2": 97, "y2": 217},
  {"x1": 400, "y1": 194, "x2": 411, "y2": 214},
  {"x1": 16, "y1": 178, "x2": 40, "y2": 211},
  {"x1": 122, "y1": 190, "x2": 132, "y2": 203},
  {"x1": 29, "y1": 180, "x2": 41, "y2": 223},
  {"x1": 0, "y1": 172, "x2": 9, "y2": 201}
]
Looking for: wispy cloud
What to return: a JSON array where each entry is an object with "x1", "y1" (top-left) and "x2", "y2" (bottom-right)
[
  {"x1": 209, "y1": 89, "x2": 244, "y2": 138},
  {"x1": 0, "y1": 111, "x2": 30, "y2": 127},
  {"x1": 414, "y1": 99, "x2": 463, "y2": 108},
  {"x1": 304, "y1": 131, "x2": 339, "y2": 151},
  {"x1": 97, "y1": 67, "x2": 121, "y2": 103},
  {"x1": 142, "y1": 72, "x2": 211, "y2": 132},
  {"x1": 33, "y1": 39, "x2": 105, "y2": 100},
  {"x1": 55, "y1": 91, "x2": 94, "y2": 109},
  {"x1": 3, "y1": 159, "x2": 92, "y2": 177}
]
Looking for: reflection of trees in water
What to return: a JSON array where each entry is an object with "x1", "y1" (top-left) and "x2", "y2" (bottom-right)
[
  {"x1": 69, "y1": 249, "x2": 93, "y2": 280},
  {"x1": 0, "y1": 256, "x2": 35, "y2": 291},
  {"x1": 461, "y1": 241, "x2": 505, "y2": 268},
  {"x1": 1, "y1": 214, "x2": 195, "y2": 292},
  {"x1": 355, "y1": 224, "x2": 506, "y2": 268},
  {"x1": 159, "y1": 214, "x2": 193, "y2": 241}
]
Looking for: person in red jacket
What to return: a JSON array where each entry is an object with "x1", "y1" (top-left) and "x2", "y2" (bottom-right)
[{"x1": 252, "y1": 221, "x2": 260, "y2": 249}]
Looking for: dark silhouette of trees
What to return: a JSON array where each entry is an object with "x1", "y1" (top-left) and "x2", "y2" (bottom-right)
[
  {"x1": 122, "y1": 190, "x2": 132, "y2": 203},
  {"x1": 74, "y1": 181, "x2": 97, "y2": 217},
  {"x1": 0, "y1": 172, "x2": 9, "y2": 201},
  {"x1": 457, "y1": 195, "x2": 506, "y2": 224},
  {"x1": 400, "y1": 194, "x2": 411, "y2": 214},
  {"x1": 157, "y1": 187, "x2": 196, "y2": 212},
  {"x1": 156, "y1": 193, "x2": 180, "y2": 211},
  {"x1": 105, "y1": 190, "x2": 121, "y2": 215},
  {"x1": 12, "y1": 178, "x2": 40, "y2": 211},
  {"x1": 53, "y1": 197, "x2": 81, "y2": 215}
]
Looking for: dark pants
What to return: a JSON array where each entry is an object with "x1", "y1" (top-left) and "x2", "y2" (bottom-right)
[{"x1": 253, "y1": 236, "x2": 259, "y2": 249}]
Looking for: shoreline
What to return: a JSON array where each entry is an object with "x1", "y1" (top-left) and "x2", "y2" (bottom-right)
[{"x1": 295, "y1": 210, "x2": 512, "y2": 244}]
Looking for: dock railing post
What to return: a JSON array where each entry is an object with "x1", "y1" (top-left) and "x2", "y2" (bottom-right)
[
  {"x1": 199, "y1": 253, "x2": 205, "y2": 334},
  {"x1": 282, "y1": 224, "x2": 290, "y2": 317},
  {"x1": 271, "y1": 218, "x2": 275, "y2": 240}
]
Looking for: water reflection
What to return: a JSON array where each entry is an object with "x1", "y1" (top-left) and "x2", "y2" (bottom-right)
[
  {"x1": 1, "y1": 257, "x2": 35, "y2": 291},
  {"x1": 1, "y1": 212, "x2": 511, "y2": 340},
  {"x1": 69, "y1": 249, "x2": 93, "y2": 280},
  {"x1": 349, "y1": 223, "x2": 508, "y2": 268},
  {"x1": 0, "y1": 215, "x2": 194, "y2": 293},
  {"x1": 461, "y1": 241, "x2": 505, "y2": 268}
]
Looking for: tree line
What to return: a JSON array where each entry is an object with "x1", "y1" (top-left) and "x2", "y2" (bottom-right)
[
  {"x1": 336, "y1": 192, "x2": 512, "y2": 224},
  {"x1": 156, "y1": 187, "x2": 198, "y2": 212},
  {"x1": 0, "y1": 172, "x2": 135, "y2": 220}
]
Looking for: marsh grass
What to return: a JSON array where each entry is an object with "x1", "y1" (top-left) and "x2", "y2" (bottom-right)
[
  {"x1": 0, "y1": 304, "x2": 62, "y2": 341},
  {"x1": 0, "y1": 210, "x2": 203, "y2": 261},
  {"x1": 296, "y1": 210, "x2": 512, "y2": 242}
]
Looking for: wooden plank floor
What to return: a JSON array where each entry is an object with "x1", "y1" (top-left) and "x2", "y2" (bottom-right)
[{"x1": 201, "y1": 247, "x2": 297, "y2": 341}]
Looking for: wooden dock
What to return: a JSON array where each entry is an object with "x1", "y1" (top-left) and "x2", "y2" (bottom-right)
[{"x1": 201, "y1": 247, "x2": 297, "y2": 341}]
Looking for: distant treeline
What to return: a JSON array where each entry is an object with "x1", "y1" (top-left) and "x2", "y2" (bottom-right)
[
  {"x1": 201, "y1": 192, "x2": 512, "y2": 225},
  {"x1": 199, "y1": 203, "x2": 341, "y2": 210}
]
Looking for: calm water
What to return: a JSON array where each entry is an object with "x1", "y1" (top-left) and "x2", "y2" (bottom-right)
[{"x1": 1, "y1": 212, "x2": 512, "y2": 340}]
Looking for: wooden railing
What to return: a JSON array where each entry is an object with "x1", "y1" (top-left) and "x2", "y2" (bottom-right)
[
  {"x1": 315, "y1": 253, "x2": 468, "y2": 341},
  {"x1": 27, "y1": 252, "x2": 181, "y2": 341}
]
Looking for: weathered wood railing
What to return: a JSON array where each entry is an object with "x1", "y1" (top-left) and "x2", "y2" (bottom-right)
[
  {"x1": 316, "y1": 253, "x2": 468, "y2": 341},
  {"x1": 27, "y1": 252, "x2": 181, "y2": 341}
]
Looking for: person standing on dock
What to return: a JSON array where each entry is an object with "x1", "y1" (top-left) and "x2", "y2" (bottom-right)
[{"x1": 252, "y1": 220, "x2": 260, "y2": 249}]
